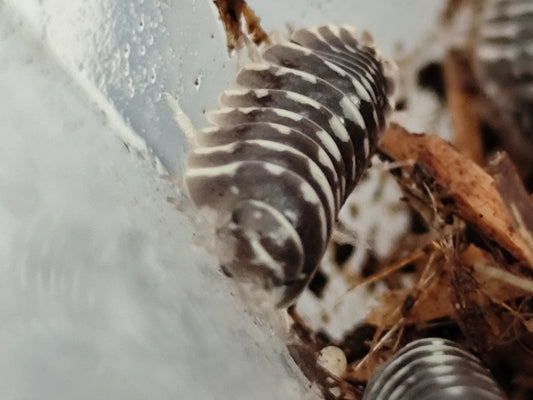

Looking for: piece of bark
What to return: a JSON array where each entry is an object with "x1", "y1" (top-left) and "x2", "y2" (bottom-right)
[
  {"x1": 379, "y1": 124, "x2": 533, "y2": 268},
  {"x1": 449, "y1": 248, "x2": 505, "y2": 350},
  {"x1": 488, "y1": 152, "x2": 533, "y2": 263},
  {"x1": 443, "y1": 50, "x2": 483, "y2": 165}
]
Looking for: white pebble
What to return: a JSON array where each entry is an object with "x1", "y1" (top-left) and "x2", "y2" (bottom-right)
[{"x1": 316, "y1": 345, "x2": 347, "y2": 378}]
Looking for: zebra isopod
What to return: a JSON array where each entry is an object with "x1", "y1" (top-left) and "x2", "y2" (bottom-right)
[
  {"x1": 185, "y1": 25, "x2": 397, "y2": 307},
  {"x1": 475, "y1": 0, "x2": 533, "y2": 147}
]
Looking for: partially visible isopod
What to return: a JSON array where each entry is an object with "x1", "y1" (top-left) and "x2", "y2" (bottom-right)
[
  {"x1": 185, "y1": 25, "x2": 397, "y2": 307},
  {"x1": 363, "y1": 338, "x2": 507, "y2": 400},
  {"x1": 475, "y1": 0, "x2": 533, "y2": 176}
]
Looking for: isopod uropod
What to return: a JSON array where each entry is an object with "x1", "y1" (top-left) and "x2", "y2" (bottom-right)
[{"x1": 185, "y1": 25, "x2": 397, "y2": 307}]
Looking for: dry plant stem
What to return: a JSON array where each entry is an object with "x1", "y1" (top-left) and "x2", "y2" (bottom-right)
[
  {"x1": 366, "y1": 248, "x2": 448, "y2": 326},
  {"x1": 368, "y1": 243, "x2": 533, "y2": 329},
  {"x1": 353, "y1": 248, "x2": 427, "y2": 289},
  {"x1": 328, "y1": 248, "x2": 427, "y2": 315},
  {"x1": 213, "y1": 0, "x2": 245, "y2": 50},
  {"x1": 379, "y1": 124, "x2": 533, "y2": 268},
  {"x1": 348, "y1": 253, "x2": 443, "y2": 380},
  {"x1": 345, "y1": 321, "x2": 401, "y2": 383},
  {"x1": 213, "y1": 0, "x2": 269, "y2": 51},
  {"x1": 443, "y1": 50, "x2": 483, "y2": 165},
  {"x1": 475, "y1": 264, "x2": 533, "y2": 295},
  {"x1": 241, "y1": 2, "x2": 269, "y2": 45},
  {"x1": 463, "y1": 245, "x2": 530, "y2": 305}
]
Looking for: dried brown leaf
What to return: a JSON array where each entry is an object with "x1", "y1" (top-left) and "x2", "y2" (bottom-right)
[{"x1": 380, "y1": 124, "x2": 533, "y2": 268}]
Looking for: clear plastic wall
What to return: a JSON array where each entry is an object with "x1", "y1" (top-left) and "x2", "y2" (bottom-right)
[{"x1": 0, "y1": 1, "x2": 442, "y2": 399}]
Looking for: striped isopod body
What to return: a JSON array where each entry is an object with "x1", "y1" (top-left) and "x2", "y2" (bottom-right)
[
  {"x1": 475, "y1": 0, "x2": 533, "y2": 163},
  {"x1": 185, "y1": 25, "x2": 397, "y2": 307},
  {"x1": 363, "y1": 338, "x2": 507, "y2": 400}
]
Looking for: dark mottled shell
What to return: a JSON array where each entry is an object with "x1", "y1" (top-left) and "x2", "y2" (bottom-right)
[{"x1": 185, "y1": 25, "x2": 396, "y2": 307}]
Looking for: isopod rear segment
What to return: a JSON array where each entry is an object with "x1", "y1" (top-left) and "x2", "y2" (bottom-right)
[{"x1": 184, "y1": 25, "x2": 397, "y2": 307}]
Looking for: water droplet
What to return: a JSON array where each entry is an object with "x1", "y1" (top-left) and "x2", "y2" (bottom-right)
[
  {"x1": 194, "y1": 73, "x2": 202, "y2": 90},
  {"x1": 138, "y1": 45, "x2": 146, "y2": 56},
  {"x1": 127, "y1": 77, "x2": 135, "y2": 98},
  {"x1": 150, "y1": 66, "x2": 157, "y2": 83},
  {"x1": 138, "y1": 15, "x2": 145, "y2": 32}
]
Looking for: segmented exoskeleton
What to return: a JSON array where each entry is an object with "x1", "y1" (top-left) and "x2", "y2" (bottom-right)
[
  {"x1": 363, "y1": 338, "x2": 506, "y2": 400},
  {"x1": 185, "y1": 25, "x2": 396, "y2": 307},
  {"x1": 475, "y1": 0, "x2": 533, "y2": 174}
]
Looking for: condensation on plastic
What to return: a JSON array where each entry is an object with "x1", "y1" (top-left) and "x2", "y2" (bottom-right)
[
  {"x1": 0, "y1": 3, "x2": 317, "y2": 400},
  {"x1": 11, "y1": 0, "x2": 235, "y2": 175}
]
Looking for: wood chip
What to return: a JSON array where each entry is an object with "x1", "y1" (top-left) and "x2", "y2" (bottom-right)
[
  {"x1": 379, "y1": 124, "x2": 533, "y2": 268},
  {"x1": 488, "y1": 152, "x2": 533, "y2": 266}
]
